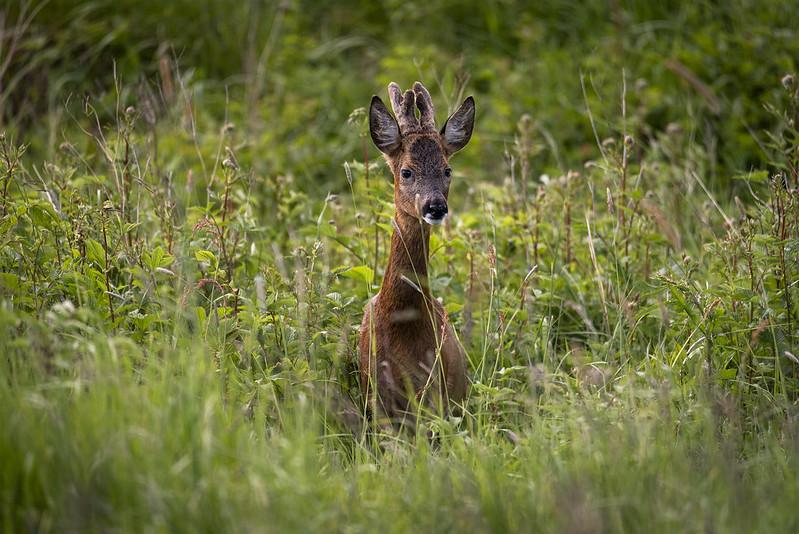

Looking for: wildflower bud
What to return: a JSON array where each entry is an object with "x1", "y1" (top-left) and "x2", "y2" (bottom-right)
[
  {"x1": 781, "y1": 74, "x2": 795, "y2": 91},
  {"x1": 125, "y1": 106, "x2": 136, "y2": 116},
  {"x1": 223, "y1": 147, "x2": 239, "y2": 170},
  {"x1": 624, "y1": 135, "x2": 634, "y2": 148},
  {"x1": 517, "y1": 114, "x2": 532, "y2": 133}
]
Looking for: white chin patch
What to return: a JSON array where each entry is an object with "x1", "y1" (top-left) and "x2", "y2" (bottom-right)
[{"x1": 423, "y1": 214, "x2": 447, "y2": 225}]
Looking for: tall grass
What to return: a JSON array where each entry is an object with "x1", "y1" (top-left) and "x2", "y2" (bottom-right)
[{"x1": 2, "y1": 325, "x2": 798, "y2": 531}]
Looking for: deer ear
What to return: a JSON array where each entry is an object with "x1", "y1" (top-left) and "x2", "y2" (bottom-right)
[
  {"x1": 440, "y1": 96, "x2": 475, "y2": 155},
  {"x1": 369, "y1": 96, "x2": 401, "y2": 155}
]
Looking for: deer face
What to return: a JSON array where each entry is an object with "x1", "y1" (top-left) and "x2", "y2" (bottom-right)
[{"x1": 369, "y1": 82, "x2": 475, "y2": 225}]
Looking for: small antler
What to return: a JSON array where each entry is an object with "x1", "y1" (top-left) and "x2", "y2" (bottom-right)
[
  {"x1": 387, "y1": 82, "x2": 438, "y2": 135},
  {"x1": 412, "y1": 81, "x2": 436, "y2": 131},
  {"x1": 387, "y1": 82, "x2": 419, "y2": 134}
]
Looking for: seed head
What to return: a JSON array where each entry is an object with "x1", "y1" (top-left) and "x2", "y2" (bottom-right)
[
  {"x1": 782, "y1": 74, "x2": 795, "y2": 91},
  {"x1": 222, "y1": 146, "x2": 239, "y2": 170}
]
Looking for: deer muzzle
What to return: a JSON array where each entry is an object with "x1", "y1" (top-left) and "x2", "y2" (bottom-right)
[{"x1": 422, "y1": 197, "x2": 448, "y2": 225}]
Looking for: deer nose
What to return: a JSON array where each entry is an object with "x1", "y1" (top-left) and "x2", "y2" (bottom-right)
[{"x1": 422, "y1": 199, "x2": 448, "y2": 225}]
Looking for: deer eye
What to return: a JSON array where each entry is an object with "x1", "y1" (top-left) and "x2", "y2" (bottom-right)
[
  {"x1": 444, "y1": 168, "x2": 452, "y2": 178},
  {"x1": 400, "y1": 168, "x2": 413, "y2": 180}
]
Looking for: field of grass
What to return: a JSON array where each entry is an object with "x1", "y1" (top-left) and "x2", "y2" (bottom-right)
[{"x1": 2, "y1": 0, "x2": 799, "y2": 531}]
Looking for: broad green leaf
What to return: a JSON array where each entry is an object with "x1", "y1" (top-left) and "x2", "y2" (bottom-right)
[
  {"x1": 195, "y1": 250, "x2": 217, "y2": 267},
  {"x1": 339, "y1": 265, "x2": 374, "y2": 285}
]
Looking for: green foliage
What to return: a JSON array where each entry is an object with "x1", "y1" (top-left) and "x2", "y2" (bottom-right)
[
  {"x1": 2, "y1": 0, "x2": 799, "y2": 531},
  {"x1": 4, "y1": 0, "x2": 799, "y2": 183}
]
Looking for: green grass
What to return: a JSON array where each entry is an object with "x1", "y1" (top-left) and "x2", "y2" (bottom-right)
[
  {"x1": 2, "y1": 0, "x2": 799, "y2": 532},
  {"x1": 3, "y1": 337, "x2": 797, "y2": 532}
]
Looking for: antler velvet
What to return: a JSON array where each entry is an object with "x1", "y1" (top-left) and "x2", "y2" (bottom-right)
[{"x1": 386, "y1": 81, "x2": 437, "y2": 135}]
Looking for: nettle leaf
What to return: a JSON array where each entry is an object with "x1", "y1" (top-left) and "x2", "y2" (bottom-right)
[
  {"x1": 0, "y1": 214, "x2": 17, "y2": 235},
  {"x1": 0, "y1": 273, "x2": 20, "y2": 291},
  {"x1": 28, "y1": 203, "x2": 59, "y2": 228},
  {"x1": 319, "y1": 221, "x2": 339, "y2": 239},
  {"x1": 195, "y1": 249, "x2": 218, "y2": 268},
  {"x1": 376, "y1": 222, "x2": 393, "y2": 234},
  {"x1": 85, "y1": 239, "x2": 106, "y2": 268},
  {"x1": 339, "y1": 265, "x2": 374, "y2": 285},
  {"x1": 718, "y1": 368, "x2": 737, "y2": 380},
  {"x1": 186, "y1": 206, "x2": 208, "y2": 226},
  {"x1": 446, "y1": 237, "x2": 469, "y2": 252},
  {"x1": 195, "y1": 306, "x2": 207, "y2": 330},
  {"x1": 123, "y1": 222, "x2": 140, "y2": 234},
  {"x1": 86, "y1": 267, "x2": 107, "y2": 289},
  {"x1": 445, "y1": 301, "x2": 463, "y2": 314},
  {"x1": 276, "y1": 297, "x2": 297, "y2": 307},
  {"x1": 144, "y1": 246, "x2": 175, "y2": 271},
  {"x1": 430, "y1": 232, "x2": 444, "y2": 253}
]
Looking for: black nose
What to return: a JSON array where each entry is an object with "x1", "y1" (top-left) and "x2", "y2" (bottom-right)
[{"x1": 424, "y1": 201, "x2": 448, "y2": 220}]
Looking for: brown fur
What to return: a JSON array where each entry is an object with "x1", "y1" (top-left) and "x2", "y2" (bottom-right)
[{"x1": 359, "y1": 82, "x2": 475, "y2": 422}]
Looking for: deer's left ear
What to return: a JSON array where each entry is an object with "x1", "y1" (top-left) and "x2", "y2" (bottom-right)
[
  {"x1": 441, "y1": 96, "x2": 475, "y2": 155},
  {"x1": 369, "y1": 96, "x2": 402, "y2": 155}
]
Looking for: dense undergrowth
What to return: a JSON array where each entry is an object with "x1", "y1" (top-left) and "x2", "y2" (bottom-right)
[{"x1": 2, "y1": 0, "x2": 799, "y2": 532}]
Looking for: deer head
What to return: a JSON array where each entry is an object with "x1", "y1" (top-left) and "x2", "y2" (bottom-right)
[{"x1": 369, "y1": 81, "x2": 475, "y2": 225}]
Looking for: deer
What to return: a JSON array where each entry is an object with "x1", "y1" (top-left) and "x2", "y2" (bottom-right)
[{"x1": 358, "y1": 81, "x2": 475, "y2": 425}]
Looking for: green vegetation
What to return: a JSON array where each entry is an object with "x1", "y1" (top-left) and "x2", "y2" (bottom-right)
[{"x1": 2, "y1": 0, "x2": 799, "y2": 531}]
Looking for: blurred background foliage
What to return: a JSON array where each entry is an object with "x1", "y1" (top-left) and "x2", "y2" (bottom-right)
[{"x1": 3, "y1": 0, "x2": 798, "y2": 188}]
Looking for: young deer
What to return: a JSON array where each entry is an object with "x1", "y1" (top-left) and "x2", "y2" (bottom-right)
[{"x1": 359, "y1": 81, "x2": 475, "y2": 422}]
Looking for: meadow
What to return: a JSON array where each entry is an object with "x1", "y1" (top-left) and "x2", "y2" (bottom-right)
[{"x1": 1, "y1": 0, "x2": 799, "y2": 531}]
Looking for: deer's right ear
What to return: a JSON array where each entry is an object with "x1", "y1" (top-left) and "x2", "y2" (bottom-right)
[
  {"x1": 369, "y1": 96, "x2": 402, "y2": 155},
  {"x1": 441, "y1": 96, "x2": 475, "y2": 156}
]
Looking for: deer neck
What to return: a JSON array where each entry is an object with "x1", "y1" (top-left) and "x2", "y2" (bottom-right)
[{"x1": 380, "y1": 210, "x2": 433, "y2": 313}]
